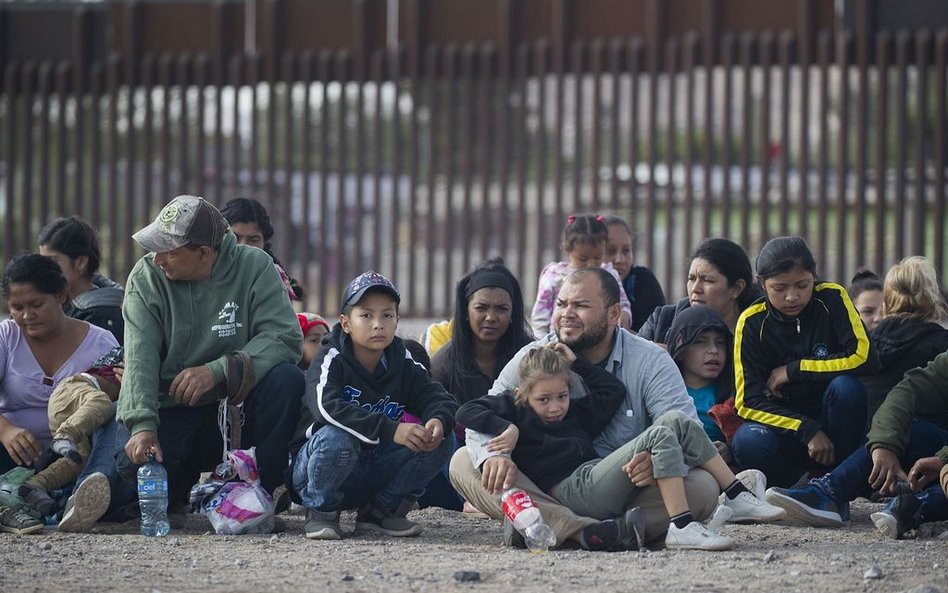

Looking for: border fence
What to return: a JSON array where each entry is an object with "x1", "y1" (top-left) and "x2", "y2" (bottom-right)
[{"x1": 1, "y1": 0, "x2": 946, "y2": 316}]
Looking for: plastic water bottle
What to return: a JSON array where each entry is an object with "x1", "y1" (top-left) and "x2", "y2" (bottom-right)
[
  {"x1": 501, "y1": 487, "x2": 557, "y2": 553},
  {"x1": 137, "y1": 455, "x2": 170, "y2": 537}
]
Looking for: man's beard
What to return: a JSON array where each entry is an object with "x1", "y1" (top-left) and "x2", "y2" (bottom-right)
[{"x1": 556, "y1": 312, "x2": 609, "y2": 354}]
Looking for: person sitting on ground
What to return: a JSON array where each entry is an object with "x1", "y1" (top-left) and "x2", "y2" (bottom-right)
[
  {"x1": 60, "y1": 195, "x2": 305, "y2": 533},
  {"x1": 0, "y1": 254, "x2": 118, "y2": 534},
  {"x1": 765, "y1": 351, "x2": 948, "y2": 540},
  {"x1": 848, "y1": 269, "x2": 884, "y2": 333},
  {"x1": 431, "y1": 259, "x2": 534, "y2": 430},
  {"x1": 220, "y1": 196, "x2": 304, "y2": 302},
  {"x1": 530, "y1": 214, "x2": 632, "y2": 335},
  {"x1": 639, "y1": 238, "x2": 759, "y2": 347},
  {"x1": 297, "y1": 313, "x2": 331, "y2": 371},
  {"x1": 603, "y1": 215, "x2": 666, "y2": 332},
  {"x1": 450, "y1": 268, "x2": 724, "y2": 547},
  {"x1": 665, "y1": 306, "x2": 732, "y2": 457},
  {"x1": 18, "y1": 347, "x2": 122, "y2": 518},
  {"x1": 39, "y1": 216, "x2": 125, "y2": 344},
  {"x1": 458, "y1": 343, "x2": 784, "y2": 551},
  {"x1": 732, "y1": 236, "x2": 879, "y2": 488},
  {"x1": 861, "y1": 256, "x2": 948, "y2": 423},
  {"x1": 290, "y1": 271, "x2": 458, "y2": 540}
]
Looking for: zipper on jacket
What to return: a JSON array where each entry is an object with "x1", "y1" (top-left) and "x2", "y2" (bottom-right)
[{"x1": 796, "y1": 318, "x2": 801, "y2": 334}]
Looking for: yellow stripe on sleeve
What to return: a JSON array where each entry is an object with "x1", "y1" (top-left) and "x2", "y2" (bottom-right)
[
  {"x1": 733, "y1": 303, "x2": 803, "y2": 431},
  {"x1": 798, "y1": 282, "x2": 871, "y2": 373}
]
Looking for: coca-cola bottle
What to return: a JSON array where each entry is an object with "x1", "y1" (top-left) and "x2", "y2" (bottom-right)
[{"x1": 501, "y1": 487, "x2": 557, "y2": 553}]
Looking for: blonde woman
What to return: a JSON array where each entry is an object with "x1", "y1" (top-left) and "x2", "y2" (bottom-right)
[{"x1": 863, "y1": 256, "x2": 948, "y2": 421}]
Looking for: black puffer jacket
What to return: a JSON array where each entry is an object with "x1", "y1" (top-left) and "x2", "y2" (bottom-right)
[{"x1": 863, "y1": 316, "x2": 948, "y2": 421}]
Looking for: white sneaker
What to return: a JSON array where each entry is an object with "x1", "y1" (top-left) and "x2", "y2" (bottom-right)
[
  {"x1": 57, "y1": 472, "x2": 110, "y2": 533},
  {"x1": 665, "y1": 521, "x2": 734, "y2": 551},
  {"x1": 723, "y1": 491, "x2": 787, "y2": 523},
  {"x1": 736, "y1": 469, "x2": 767, "y2": 500}
]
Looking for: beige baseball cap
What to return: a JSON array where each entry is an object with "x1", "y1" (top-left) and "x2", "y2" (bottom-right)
[{"x1": 133, "y1": 195, "x2": 228, "y2": 253}]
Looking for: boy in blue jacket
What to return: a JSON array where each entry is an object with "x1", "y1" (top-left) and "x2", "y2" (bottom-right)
[{"x1": 290, "y1": 272, "x2": 458, "y2": 540}]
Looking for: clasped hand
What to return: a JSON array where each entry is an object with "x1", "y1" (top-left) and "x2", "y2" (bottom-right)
[{"x1": 394, "y1": 418, "x2": 445, "y2": 453}]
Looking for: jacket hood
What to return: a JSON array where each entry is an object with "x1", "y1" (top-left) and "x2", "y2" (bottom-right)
[
  {"x1": 323, "y1": 322, "x2": 405, "y2": 383},
  {"x1": 667, "y1": 305, "x2": 732, "y2": 361},
  {"x1": 872, "y1": 316, "x2": 948, "y2": 366},
  {"x1": 71, "y1": 285, "x2": 125, "y2": 310}
]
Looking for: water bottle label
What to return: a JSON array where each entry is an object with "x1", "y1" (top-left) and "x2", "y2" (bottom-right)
[
  {"x1": 501, "y1": 489, "x2": 534, "y2": 523},
  {"x1": 138, "y1": 479, "x2": 168, "y2": 496}
]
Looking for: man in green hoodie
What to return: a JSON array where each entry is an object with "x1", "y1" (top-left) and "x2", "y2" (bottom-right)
[{"x1": 60, "y1": 195, "x2": 304, "y2": 532}]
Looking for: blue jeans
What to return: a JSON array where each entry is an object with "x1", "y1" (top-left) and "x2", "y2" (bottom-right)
[
  {"x1": 731, "y1": 375, "x2": 867, "y2": 487},
  {"x1": 114, "y1": 362, "x2": 304, "y2": 508},
  {"x1": 76, "y1": 403, "x2": 121, "y2": 488},
  {"x1": 292, "y1": 425, "x2": 456, "y2": 515},
  {"x1": 819, "y1": 417, "x2": 948, "y2": 524}
]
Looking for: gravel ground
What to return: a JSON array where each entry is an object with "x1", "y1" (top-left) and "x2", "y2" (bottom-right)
[{"x1": 1, "y1": 501, "x2": 945, "y2": 593}]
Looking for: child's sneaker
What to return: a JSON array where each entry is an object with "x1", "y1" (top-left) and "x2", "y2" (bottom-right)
[
  {"x1": 870, "y1": 493, "x2": 921, "y2": 540},
  {"x1": 723, "y1": 491, "x2": 786, "y2": 523},
  {"x1": 304, "y1": 509, "x2": 342, "y2": 540},
  {"x1": 57, "y1": 472, "x2": 110, "y2": 533},
  {"x1": 17, "y1": 483, "x2": 59, "y2": 517},
  {"x1": 0, "y1": 504, "x2": 45, "y2": 535},
  {"x1": 764, "y1": 484, "x2": 843, "y2": 528},
  {"x1": 665, "y1": 521, "x2": 733, "y2": 551},
  {"x1": 356, "y1": 504, "x2": 422, "y2": 537}
]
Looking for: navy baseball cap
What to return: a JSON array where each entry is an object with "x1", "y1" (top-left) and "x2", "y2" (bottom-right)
[{"x1": 341, "y1": 271, "x2": 400, "y2": 313}]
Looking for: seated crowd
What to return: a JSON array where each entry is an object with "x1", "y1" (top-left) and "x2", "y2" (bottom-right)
[{"x1": 1, "y1": 193, "x2": 946, "y2": 553}]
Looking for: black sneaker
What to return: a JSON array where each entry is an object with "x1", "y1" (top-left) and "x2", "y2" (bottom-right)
[
  {"x1": 579, "y1": 507, "x2": 645, "y2": 552},
  {"x1": 616, "y1": 507, "x2": 646, "y2": 551},
  {"x1": 356, "y1": 504, "x2": 422, "y2": 537},
  {"x1": 17, "y1": 483, "x2": 59, "y2": 517},
  {"x1": 870, "y1": 493, "x2": 921, "y2": 540},
  {"x1": 765, "y1": 484, "x2": 843, "y2": 528},
  {"x1": 502, "y1": 517, "x2": 527, "y2": 549}
]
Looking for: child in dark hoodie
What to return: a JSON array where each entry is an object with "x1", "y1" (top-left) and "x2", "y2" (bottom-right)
[
  {"x1": 290, "y1": 272, "x2": 458, "y2": 540},
  {"x1": 666, "y1": 305, "x2": 733, "y2": 444}
]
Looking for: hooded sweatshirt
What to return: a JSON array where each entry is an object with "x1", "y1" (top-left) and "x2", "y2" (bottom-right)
[
  {"x1": 291, "y1": 324, "x2": 458, "y2": 453},
  {"x1": 666, "y1": 305, "x2": 732, "y2": 441},
  {"x1": 118, "y1": 232, "x2": 303, "y2": 436},
  {"x1": 863, "y1": 316, "x2": 948, "y2": 421},
  {"x1": 734, "y1": 282, "x2": 879, "y2": 445},
  {"x1": 67, "y1": 273, "x2": 125, "y2": 344}
]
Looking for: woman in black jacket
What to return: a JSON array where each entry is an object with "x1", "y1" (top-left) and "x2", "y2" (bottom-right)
[
  {"x1": 639, "y1": 238, "x2": 759, "y2": 346},
  {"x1": 731, "y1": 236, "x2": 879, "y2": 488}
]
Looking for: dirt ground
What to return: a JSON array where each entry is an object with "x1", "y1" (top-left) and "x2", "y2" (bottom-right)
[{"x1": 1, "y1": 501, "x2": 945, "y2": 593}]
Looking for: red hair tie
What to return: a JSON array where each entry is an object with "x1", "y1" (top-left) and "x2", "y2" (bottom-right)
[
  {"x1": 567, "y1": 215, "x2": 576, "y2": 224},
  {"x1": 596, "y1": 214, "x2": 604, "y2": 222}
]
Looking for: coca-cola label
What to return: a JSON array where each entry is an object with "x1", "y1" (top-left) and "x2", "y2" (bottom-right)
[{"x1": 502, "y1": 489, "x2": 534, "y2": 523}]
